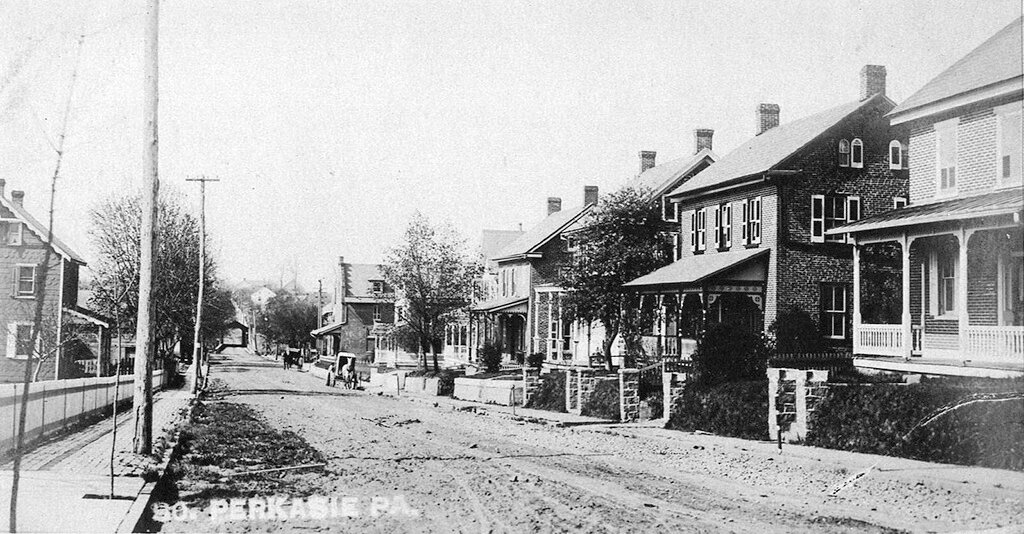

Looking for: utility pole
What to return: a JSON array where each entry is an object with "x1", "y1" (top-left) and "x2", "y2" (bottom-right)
[
  {"x1": 134, "y1": 0, "x2": 159, "y2": 455},
  {"x1": 185, "y1": 176, "x2": 219, "y2": 394}
]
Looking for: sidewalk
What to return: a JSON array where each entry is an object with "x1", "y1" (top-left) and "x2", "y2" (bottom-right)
[{"x1": 0, "y1": 387, "x2": 192, "y2": 533}]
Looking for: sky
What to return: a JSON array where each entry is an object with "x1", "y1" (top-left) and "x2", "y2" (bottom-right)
[{"x1": 0, "y1": 0, "x2": 1021, "y2": 291}]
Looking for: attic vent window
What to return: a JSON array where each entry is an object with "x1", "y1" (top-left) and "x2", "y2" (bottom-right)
[
  {"x1": 838, "y1": 140, "x2": 851, "y2": 167},
  {"x1": 889, "y1": 140, "x2": 904, "y2": 170},
  {"x1": 851, "y1": 138, "x2": 864, "y2": 168}
]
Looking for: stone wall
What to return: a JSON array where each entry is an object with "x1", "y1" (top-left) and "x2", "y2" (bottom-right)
[
  {"x1": 661, "y1": 371, "x2": 688, "y2": 421},
  {"x1": 522, "y1": 368, "x2": 540, "y2": 405},
  {"x1": 618, "y1": 369, "x2": 640, "y2": 422}
]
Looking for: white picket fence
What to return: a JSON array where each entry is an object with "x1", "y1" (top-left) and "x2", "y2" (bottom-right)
[{"x1": 0, "y1": 371, "x2": 166, "y2": 457}]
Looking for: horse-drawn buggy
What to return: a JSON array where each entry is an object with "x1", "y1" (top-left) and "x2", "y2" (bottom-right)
[
  {"x1": 325, "y1": 351, "x2": 359, "y2": 389},
  {"x1": 283, "y1": 348, "x2": 303, "y2": 370}
]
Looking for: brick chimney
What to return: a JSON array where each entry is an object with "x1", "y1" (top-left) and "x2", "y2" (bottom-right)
[
  {"x1": 11, "y1": 190, "x2": 24, "y2": 206},
  {"x1": 756, "y1": 103, "x2": 780, "y2": 136},
  {"x1": 694, "y1": 128, "x2": 714, "y2": 153},
  {"x1": 584, "y1": 185, "x2": 598, "y2": 206},
  {"x1": 547, "y1": 197, "x2": 562, "y2": 216},
  {"x1": 639, "y1": 151, "x2": 656, "y2": 174},
  {"x1": 860, "y1": 65, "x2": 887, "y2": 101}
]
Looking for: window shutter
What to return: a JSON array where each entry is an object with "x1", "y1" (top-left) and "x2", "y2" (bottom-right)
[
  {"x1": 811, "y1": 195, "x2": 825, "y2": 243},
  {"x1": 723, "y1": 204, "x2": 732, "y2": 248},
  {"x1": 740, "y1": 200, "x2": 748, "y2": 244},
  {"x1": 689, "y1": 211, "x2": 696, "y2": 252},
  {"x1": 699, "y1": 208, "x2": 707, "y2": 251},
  {"x1": 847, "y1": 196, "x2": 861, "y2": 222},
  {"x1": 752, "y1": 196, "x2": 762, "y2": 244},
  {"x1": 713, "y1": 206, "x2": 721, "y2": 249}
]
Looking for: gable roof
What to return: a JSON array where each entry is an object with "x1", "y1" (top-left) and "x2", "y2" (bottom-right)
[
  {"x1": 890, "y1": 17, "x2": 1023, "y2": 120},
  {"x1": 633, "y1": 148, "x2": 718, "y2": 197},
  {"x1": 667, "y1": 93, "x2": 892, "y2": 200},
  {"x1": 0, "y1": 195, "x2": 86, "y2": 264},
  {"x1": 480, "y1": 229, "x2": 524, "y2": 263},
  {"x1": 343, "y1": 263, "x2": 387, "y2": 298},
  {"x1": 491, "y1": 204, "x2": 592, "y2": 262}
]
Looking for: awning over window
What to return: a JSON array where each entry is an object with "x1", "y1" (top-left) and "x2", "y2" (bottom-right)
[
  {"x1": 830, "y1": 189, "x2": 1022, "y2": 235},
  {"x1": 623, "y1": 248, "x2": 769, "y2": 290},
  {"x1": 472, "y1": 296, "x2": 529, "y2": 314}
]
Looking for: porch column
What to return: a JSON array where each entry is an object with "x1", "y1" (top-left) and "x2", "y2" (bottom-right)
[
  {"x1": 655, "y1": 294, "x2": 665, "y2": 357},
  {"x1": 900, "y1": 234, "x2": 912, "y2": 359},
  {"x1": 958, "y1": 228, "x2": 972, "y2": 360},
  {"x1": 852, "y1": 239, "x2": 862, "y2": 354}
]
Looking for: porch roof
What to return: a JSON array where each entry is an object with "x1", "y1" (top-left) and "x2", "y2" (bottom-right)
[
  {"x1": 829, "y1": 189, "x2": 1023, "y2": 236},
  {"x1": 311, "y1": 321, "x2": 345, "y2": 336},
  {"x1": 472, "y1": 296, "x2": 528, "y2": 314},
  {"x1": 623, "y1": 248, "x2": 769, "y2": 289}
]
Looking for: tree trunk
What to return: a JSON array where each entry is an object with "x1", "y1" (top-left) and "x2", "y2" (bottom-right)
[
  {"x1": 601, "y1": 319, "x2": 619, "y2": 371},
  {"x1": 431, "y1": 343, "x2": 439, "y2": 372}
]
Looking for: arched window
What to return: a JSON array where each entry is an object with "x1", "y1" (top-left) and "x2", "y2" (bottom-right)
[
  {"x1": 851, "y1": 138, "x2": 864, "y2": 168},
  {"x1": 838, "y1": 139, "x2": 851, "y2": 167},
  {"x1": 889, "y1": 140, "x2": 903, "y2": 169}
]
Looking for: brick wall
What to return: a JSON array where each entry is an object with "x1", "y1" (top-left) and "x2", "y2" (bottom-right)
[{"x1": 908, "y1": 98, "x2": 1019, "y2": 204}]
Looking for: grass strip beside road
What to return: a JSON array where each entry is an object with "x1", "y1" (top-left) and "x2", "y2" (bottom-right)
[{"x1": 161, "y1": 400, "x2": 327, "y2": 508}]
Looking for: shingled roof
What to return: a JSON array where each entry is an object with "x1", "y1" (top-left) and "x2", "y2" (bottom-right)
[
  {"x1": 667, "y1": 93, "x2": 892, "y2": 200},
  {"x1": 0, "y1": 191, "x2": 86, "y2": 264},
  {"x1": 890, "y1": 17, "x2": 1023, "y2": 120},
  {"x1": 633, "y1": 148, "x2": 717, "y2": 197}
]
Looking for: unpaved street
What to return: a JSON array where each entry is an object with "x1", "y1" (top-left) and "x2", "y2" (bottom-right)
[{"x1": 174, "y1": 348, "x2": 1024, "y2": 533}]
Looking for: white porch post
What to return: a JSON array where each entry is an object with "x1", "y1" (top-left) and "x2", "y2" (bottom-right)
[
  {"x1": 852, "y1": 238, "x2": 862, "y2": 354},
  {"x1": 958, "y1": 228, "x2": 972, "y2": 360},
  {"x1": 900, "y1": 233, "x2": 912, "y2": 359}
]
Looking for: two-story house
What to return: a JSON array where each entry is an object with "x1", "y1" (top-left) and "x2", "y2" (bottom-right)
[
  {"x1": 1, "y1": 181, "x2": 111, "y2": 382},
  {"x1": 470, "y1": 188, "x2": 597, "y2": 365},
  {"x1": 625, "y1": 65, "x2": 907, "y2": 357},
  {"x1": 837, "y1": 18, "x2": 1023, "y2": 377},
  {"x1": 311, "y1": 257, "x2": 393, "y2": 363}
]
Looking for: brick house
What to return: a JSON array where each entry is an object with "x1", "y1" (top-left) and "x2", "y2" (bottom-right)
[
  {"x1": 311, "y1": 257, "x2": 393, "y2": 362},
  {"x1": 837, "y1": 18, "x2": 1023, "y2": 377},
  {"x1": 624, "y1": 66, "x2": 907, "y2": 357},
  {"x1": 1, "y1": 181, "x2": 111, "y2": 383}
]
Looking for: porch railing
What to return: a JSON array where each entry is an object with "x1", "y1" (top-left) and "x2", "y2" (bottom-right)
[
  {"x1": 964, "y1": 326, "x2": 1024, "y2": 364},
  {"x1": 911, "y1": 325, "x2": 923, "y2": 356},
  {"x1": 854, "y1": 324, "x2": 904, "y2": 357}
]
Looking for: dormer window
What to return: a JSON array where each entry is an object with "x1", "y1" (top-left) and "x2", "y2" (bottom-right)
[
  {"x1": 838, "y1": 140, "x2": 851, "y2": 167},
  {"x1": 889, "y1": 140, "x2": 904, "y2": 170},
  {"x1": 850, "y1": 138, "x2": 864, "y2": 168},
  {"x1": 372, "y1": 280, "x2": 384, "y2": 293}
]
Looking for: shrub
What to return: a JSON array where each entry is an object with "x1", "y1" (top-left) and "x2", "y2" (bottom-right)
[
  {"x1": 479, "y1": 343, "x2": 503, "y2": 373},
  {"x1": 691, "y1": 323, "x2": 768, "y2": 388},
  {"x1": 643, "y1": 393, "x2": 663, "y2": 420},
  {"x1": 667, "y1": 380, "x2": 768, "y2": 440},
  {"x1": 526, "y1": 352, "x2": 545, "y2": 369},
  {"x1": 581, "y1": 378, "x2": 620, "y2": 420},
  {"x1": 806, "y1": 378, "x2": 1024, "y2": 471},
  {"x1": 526, "y1": 371, "x2": 566, "y2": 412},
  {"x1": 768, "y1": 308, "x2": 824, "y2": 354}
]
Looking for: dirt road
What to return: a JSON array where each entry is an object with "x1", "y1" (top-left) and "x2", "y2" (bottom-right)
[{"x1": 177, "y1": 348, "x2": 1024, "y2": 533}]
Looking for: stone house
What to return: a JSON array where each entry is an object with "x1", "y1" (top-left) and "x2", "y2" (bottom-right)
[
  {"x1": 625, "y1": 66, "x2": 908, "y2": 357},
  {"x1": 1, "y1": 181, "x2": 111, "y2": 382},
  {"x1": 837, "y1": 18, "x2": 1023, "y2": 377}
]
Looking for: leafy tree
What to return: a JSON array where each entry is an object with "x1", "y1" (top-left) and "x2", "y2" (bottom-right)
[
  {"x1": 691, "y1": 323, "x2": 769, "y2": 388},
  {"x1": 559, "y1": 185, "x2": 672, "y2": 369},
  {"x1": 263, "y1": 291, "x2": 318, "y2": 348},
  {"x1": 200, "y1": 286, "x2": 237, "y2": 348},
  {"x1": 381, "y1": 212, "x2": 482, "y2": 371},
  {"x1": 88, "y1": 191, "x2": 218, "y2": 366}
]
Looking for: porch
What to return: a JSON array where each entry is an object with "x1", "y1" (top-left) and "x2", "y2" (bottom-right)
[
  {"x1": 470, "y1": 296, "x2": 528, "y2": 363},
  {"x1": 840, "y1": 190, "x2": 1024, "y2": 376}
]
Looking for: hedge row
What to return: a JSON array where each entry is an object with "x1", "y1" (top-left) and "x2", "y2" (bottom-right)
[
  {"x1": 666, "y1": 380, "x2": 768, "y2": 440},
  {"x1": 806, "y1": 378, "x2": 1024, "y2": 471},
  {"x1": 580, "y1": 378, "x2": 620, "y2": 420}
]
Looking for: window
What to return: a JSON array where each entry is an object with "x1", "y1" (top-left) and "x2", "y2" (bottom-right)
[
  {"x1": 937, "y1": 253, "x2": 957, "y2": 316},
  {"x1": 850, "y1": 139, "x2": 864, "y2": 168},
  {"x1": 3, "y1": 222, "x2": 23, "y2": 246},
  {"x1": 673, "y1": 233, "x2": 682, "y2": 261},
  {"x1": 15, "y1": 265, "x2": 35, "y2": 298},
  {"x1": 689, "y1": 211, "x2": 696, "y2": 252},
  {"x1": 996, "y1": 102, "x2": 1023, "y2": 186},
  {"x1": 663, "y1": 198, "x2": 678, "y2": 222},
  {"x1": 373, "y1": 304, "x2": 382, "y2": 322},
  {"x1": 371, "y1": 280, "x2": 384, "y2": 293},
  {"x1": 838, "y1": 139, "x2": 851, "y2": 167},
  {"x1": 712, "y1": 206, "x2": 721, "y2": 250},
  {"x1": 6, "y1": 323, "x2": 34, "y2": 359},
  {"x1": 811, "y1": 195, "x2": 860, "y2": 243},
  {"x1": 821, "y1": 284, "x2": 848, "y2": 339},
  {"x1": 510, "y1": 267, "x2": 516, "y2": 295},
  {"x1": 889, "y1": 140, "x2": 904, "y2": 170},
  {"x1": 695, "y1": 208, "x2": 707, "y2": 252},
  {"x1": 720, "y1": 203, "x2": 732, "y2": 249},
  {"x1": 741, "y1": 197, "x2": 762, "y2": 246},
  {"x1": 935, "y1": 119, "x2": 958, "y2": 194},
  {"x1": 893, "y1": 197, "x2": 907, "y2": 209}
]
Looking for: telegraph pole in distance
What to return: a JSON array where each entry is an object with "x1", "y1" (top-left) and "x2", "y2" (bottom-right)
[
  {"x1": 185, "y1": 176, "x2": 219, "y2": 394},
  {"x1": 134, "y1": 0, "x2": 160, "y2": 455}
]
